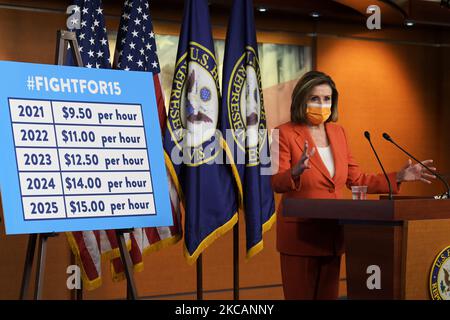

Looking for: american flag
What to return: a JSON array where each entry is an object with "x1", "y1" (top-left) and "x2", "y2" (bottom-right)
[
  {"x1": 65, "y1": 0, "x2": 182, "y2": 290},
  {"x1": 113, "y1": 0, "x2": 168, "y2": 130},
  {"x1": 66, "y1": 0, "x2": 111, "y2": 69},
  {"x1": 110, "y1": 0, "x2": 183, "y2": 281}
]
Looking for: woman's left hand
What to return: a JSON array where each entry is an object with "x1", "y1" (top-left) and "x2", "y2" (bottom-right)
[{"x1": 396, "y1": 159, "x2": 437, "y2": 184}]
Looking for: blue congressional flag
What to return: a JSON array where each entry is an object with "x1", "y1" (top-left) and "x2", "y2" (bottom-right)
[
  {"x1": 164, "y1": 0, "x2": 239, "y2": 264},
  {"x1": 220, "y1": 0, "x2": 276, "y2": 258},
  {"x1": 67, "y1": 0, "x2": 111, "y2": 68}
]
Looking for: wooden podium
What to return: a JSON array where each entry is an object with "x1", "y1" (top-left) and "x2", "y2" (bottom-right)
[{"x1": 283, "y1": 197, "x2": 450, "y2": 300}]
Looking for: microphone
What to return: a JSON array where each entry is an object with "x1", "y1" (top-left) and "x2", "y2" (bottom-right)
[
  {"x1": 364, "y1": 131, "x2": 393, "y2": 200},
  {"x1": 382, "y1": 132, "x2": 450, "y2": 197}
]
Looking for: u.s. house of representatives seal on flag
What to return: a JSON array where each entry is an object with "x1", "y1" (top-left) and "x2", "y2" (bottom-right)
[
  {"x1": 164, "y1": 0, "x2": 239, "y2": 264},
  {"x1": 168, "y1": 42, "x2": 220, "y2": 161},
  {"x1": 227, "y1": 46, "x2": 267, "y2": 164},
  {"x1": 430, "y1": 245, "x2": 450, "y2": 300},
  {"x1": 221, "y1": 0, "x2": 275, "y2": 259}
]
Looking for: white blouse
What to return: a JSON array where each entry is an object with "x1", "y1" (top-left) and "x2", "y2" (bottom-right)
[{"x1": 317, "y1": 145, "x2": 335, "y2": 178}]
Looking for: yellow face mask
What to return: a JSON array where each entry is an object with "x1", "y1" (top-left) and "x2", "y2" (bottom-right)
[{"x1": 306, "y1": 103, "x2": 332, "y2": 125}]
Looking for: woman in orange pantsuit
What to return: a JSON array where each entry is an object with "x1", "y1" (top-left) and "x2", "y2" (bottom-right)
[{"x1": 271, "y1": 71, "x2": 437, "y2": 300}]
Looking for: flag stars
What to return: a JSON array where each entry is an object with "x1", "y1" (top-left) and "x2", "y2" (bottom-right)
[
  {"x1": 115, "y1": 2, "x2": 159, "y2": 72},
  {"x1": 74, "y1": 3, "x2": 110, "y2": 70},
  {"x1": 70, "y1": 17, "x2": 79, "y2": 26}
]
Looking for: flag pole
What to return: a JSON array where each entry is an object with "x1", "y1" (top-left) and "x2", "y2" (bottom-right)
[
  {"x1": 233, "y1": 223, "x2": 239, "y2": 300},
  {"x1": 197, "y1": 254, "x2": 203, "y2": 300}
]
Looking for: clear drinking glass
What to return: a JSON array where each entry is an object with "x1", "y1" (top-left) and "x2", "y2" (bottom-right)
[{"x1": 351, "y1": 186, "x2": 368, "y2": 200}]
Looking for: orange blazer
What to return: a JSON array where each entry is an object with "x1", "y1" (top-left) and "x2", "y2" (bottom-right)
[{"x1": 271, "y1": 122, "x2": 400, "y2": 256}]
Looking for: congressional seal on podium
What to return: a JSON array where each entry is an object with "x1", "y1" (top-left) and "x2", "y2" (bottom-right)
[{"x1": 430, "y1": 245, "x2": 450, "y2": 300}]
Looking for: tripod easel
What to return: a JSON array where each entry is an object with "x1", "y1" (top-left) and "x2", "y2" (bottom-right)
[{"x1": 19, "y1": 30, "x2": 139, "y2": 300}]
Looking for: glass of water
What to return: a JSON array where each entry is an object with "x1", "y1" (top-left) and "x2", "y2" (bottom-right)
[{"x1": 351, "y1": 186, "x2": 368, "y2": 200}]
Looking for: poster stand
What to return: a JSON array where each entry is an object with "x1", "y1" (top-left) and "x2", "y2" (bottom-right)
[{"x1": 18, "y1": 30, "x2": 138, "y2": 300}]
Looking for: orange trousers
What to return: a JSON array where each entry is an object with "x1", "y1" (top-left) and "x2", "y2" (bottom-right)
[{"x1": 280, "y1": 253, "x2": 342, "y2": 300}]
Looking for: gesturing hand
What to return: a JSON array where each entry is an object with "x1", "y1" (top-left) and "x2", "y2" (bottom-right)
[
  {"x1": 291, "y1": 140, "x2": 316, "y2": 178},
  {"x1": 396, "y1": 159, "x2": 437, "y2": 184}
]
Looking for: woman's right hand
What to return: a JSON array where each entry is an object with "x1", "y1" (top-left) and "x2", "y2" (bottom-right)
[{"x1": 291, "y1": 140, "x2": 315, "y2": 179}]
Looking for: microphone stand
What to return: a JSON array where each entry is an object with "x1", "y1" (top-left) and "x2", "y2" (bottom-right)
[{"x1": 364, "y1": 131, "x2": 393, "y2": 200}]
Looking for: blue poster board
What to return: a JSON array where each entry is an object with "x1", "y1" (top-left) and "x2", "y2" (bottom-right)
[{"x1": 0, "y1": 61, "x2": 173, "y2": 234}]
